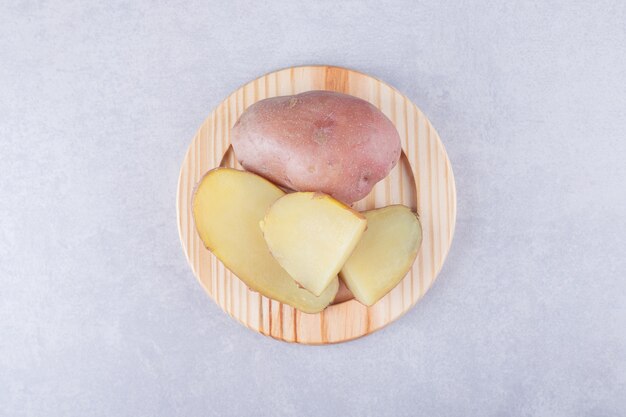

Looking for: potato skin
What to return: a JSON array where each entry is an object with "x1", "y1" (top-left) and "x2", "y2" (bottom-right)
[{"x1": 231, "y1": 91, "x2": 401, "y2": 204}]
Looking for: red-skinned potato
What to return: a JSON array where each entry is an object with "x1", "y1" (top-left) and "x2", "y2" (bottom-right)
[{"x1": 231, "y1": 91, "x2": 401, "y2": 204}]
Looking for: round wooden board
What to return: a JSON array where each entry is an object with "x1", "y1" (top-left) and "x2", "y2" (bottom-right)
[{"x1": 177, "y1": 65, "x2": 456, "y2": 344}]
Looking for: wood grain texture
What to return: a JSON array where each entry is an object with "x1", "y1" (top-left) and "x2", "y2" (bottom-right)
[{"x1": 177, "y1": 66, "x2": 456, "y2": 344}]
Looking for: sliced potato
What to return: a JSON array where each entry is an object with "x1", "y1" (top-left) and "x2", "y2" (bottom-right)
[
  {"x1": 260, "y1": 192, "x2": 367, "y2": 296},
  {"x1": 332, "y1": 279, "x2": 355, "y2": 304},
  {"x1": 192, "y1": 168, "x2": 338, "y2": 313},
  {"x1": 340, "y1": 205, "x2": 422, "y2": 306}
]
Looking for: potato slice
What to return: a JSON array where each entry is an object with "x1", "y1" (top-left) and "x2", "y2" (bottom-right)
[
  {"x1": 340, "y1": 205, "x2": 422, "y2": 306},
  {"x1": 260, "y1": 192, "x2": 367, "y2": 296},
  {"x1": 192, "y1": 168, "x2": 338, "y2": 313},
  {"x1": 332, "y1": 279, "x2": 355, "y2": 304}
]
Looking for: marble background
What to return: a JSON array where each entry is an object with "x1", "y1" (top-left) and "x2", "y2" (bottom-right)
[{"x1": 0, "y1": 1, "x2": 624, "y2": 416}]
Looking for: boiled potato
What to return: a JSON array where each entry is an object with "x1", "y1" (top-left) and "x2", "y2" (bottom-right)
[
  {"x1": 260, "y1": 192, "x2": 367, "y2": 296},
  {"x1": 340, "y1": 205, "x2": 422, "y2": 306},
  {"x1": 332, "y1": 279, "x2": 355, "y2": 304},
  {"x1": 192, "y1": 168, "x2": 338, "y2": 313},
  {"x1": 231, "y1": 90, "x2": 401, "y2": 204}
]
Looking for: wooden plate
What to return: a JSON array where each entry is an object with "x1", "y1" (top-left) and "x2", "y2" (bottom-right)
[{"x1": 177, "y1": 65, "x2": 456, "y2": 344}]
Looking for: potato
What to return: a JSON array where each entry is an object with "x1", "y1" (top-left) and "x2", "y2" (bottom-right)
[
  {"x1": 340, "y1": 205, "x2": 422, "y2": 306},
  {"x1": 192, "y1": 168, "x2": 338, "y2": 313},
  {"x1": 332, "y1": 279, "x2": 355, "y2": 304},
  {"x1": 260, "y1": 192, "x2": 367, "y2": 296},
  {"x1": 231, "y1": 91, "x2": 401, "y2": 204}
]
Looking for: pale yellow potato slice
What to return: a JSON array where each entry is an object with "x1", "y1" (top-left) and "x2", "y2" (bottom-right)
[
  {"x1": 340, "y1": 205, "x2": 422, "y2": 306},
  {"x1": 260, "y1": 192, "x2": 367, "y2": 296},
  {"x1": 192, "y1": 168, "x2": 338, "y2": 313}
]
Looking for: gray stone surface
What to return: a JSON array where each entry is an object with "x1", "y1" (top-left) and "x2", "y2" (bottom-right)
[{"x1": 1, "y1": 1, "x2": 625, "y2": 416}]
